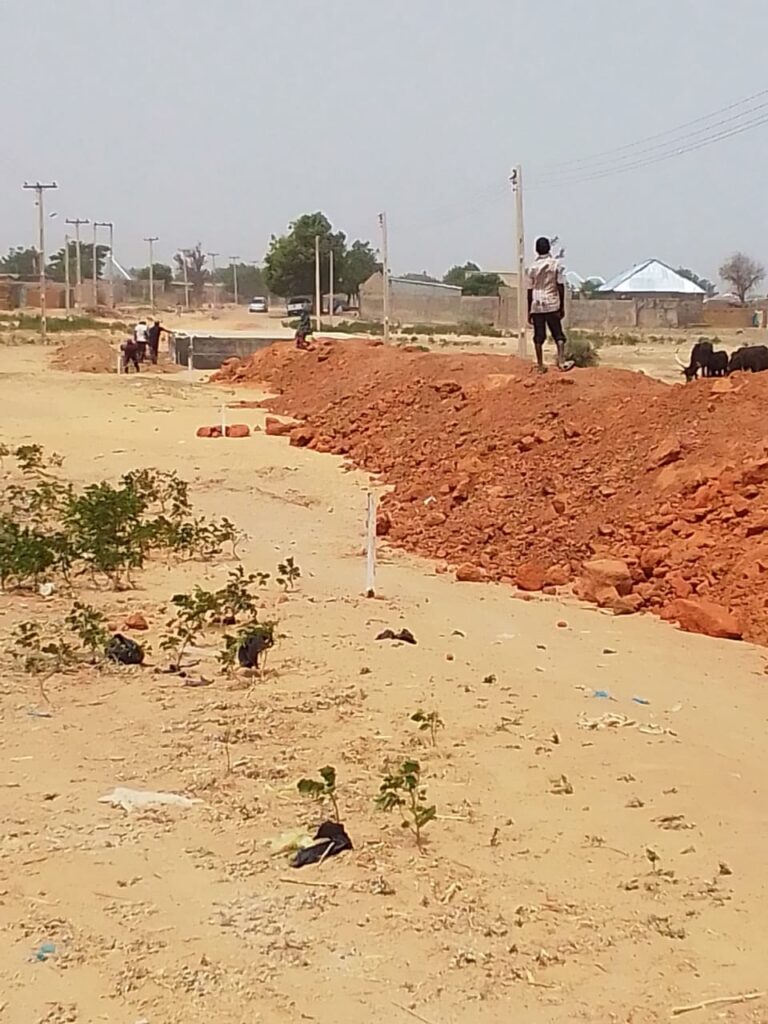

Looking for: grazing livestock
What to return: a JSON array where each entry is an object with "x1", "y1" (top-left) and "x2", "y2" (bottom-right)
[
  {"x1": 676, "y1": 339, "x2": 715, "y2": 381},
  {"x1": 708, "y1": 350, "x2": 729, "y2": 376},
  {"x1": 727, "y1": 345, "x2": 768, "y2": 374}
]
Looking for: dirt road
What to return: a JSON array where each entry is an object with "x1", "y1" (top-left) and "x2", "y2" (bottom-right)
[{"x1": 1, "y1": 346, "x2": 767, "y2": 1024}]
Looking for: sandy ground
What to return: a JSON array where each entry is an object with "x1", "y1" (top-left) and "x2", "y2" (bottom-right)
[{"x1": 2, "y1": 345, "x2": 768, "y2": 1024}]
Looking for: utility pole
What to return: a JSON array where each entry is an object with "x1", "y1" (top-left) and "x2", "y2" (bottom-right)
[
  {"x1": 23, "y1": 181, "x2": 58, "y2": 342},
  {"x1": 314, "y1": 236, "x2": 322, "y2": 332},
  {"x1": 91, "y1": 222, "x2": 99, "y2": 308},
  {"x1": 180, "y1": 251, "x2": 191, "y2": 310},
  {"x1": 95, "y1": 222, "x2": 113, "y2": 305},
  {"x1": 66, "y1": 217, "x2": 89, "y2": 310},
  {"x1": 378, "y1": 212, "x2": 390, "y2": 343},
  {"x1": 208, "y1": 252, "x2": 219, "y2": 307},
  {"x1": 328, "y1": 248, "x2": 335, "y2": 328},
  {"x1": 229, "y1": 257, "x2": 240, "y2": 305},
  {"x1": 511, "y1": 165, "x2": 527, "y2": 358},
  {"x1": 64, "y1": 233, "x2": 71, "y2": 315},
  {"x1": 144, "y1": 236, "x2": 158, "y2": 311}
]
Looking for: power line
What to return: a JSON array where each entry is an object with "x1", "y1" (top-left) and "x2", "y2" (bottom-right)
[
  {"x1": 531, "y1": 107, "x2": 768, "y2": 189},
  {"x1": 535, "y1": 85, "x2": 768, "y2": 177}
]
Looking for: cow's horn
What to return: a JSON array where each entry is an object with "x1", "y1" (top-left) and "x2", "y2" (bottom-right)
[{"x1": 674, "y1": 347, "x2": 687, "y2": 369}]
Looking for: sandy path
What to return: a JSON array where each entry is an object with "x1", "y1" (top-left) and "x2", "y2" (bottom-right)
[{"x1": 1, "y1": 347, "x2": 767, "y2": 1024}]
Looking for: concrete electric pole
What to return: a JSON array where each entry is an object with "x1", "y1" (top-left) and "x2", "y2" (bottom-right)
[
  {"x1": 65, "y1": 217, "x2": 89, "y2": 310},
  {"x1": 64, "y1": 232, "x2": 71, "y2": 315},
  {"x1": 95, "y1": 221, "x2": 114, "y2": 307},
  {"x1": 314, "y1": 236, "x2": 322, "y2": 332},
  {"x1": 378, "y1": 212, "x2": 391, "y2": 344},
  {"x1": 510, "y1": 165, "x2": 527, "y2": 358},
  {"x1": 91, "y1": 222, "x2": 99, "y2": 308},
  {"x1": 229, "y1": 257, "x2": 240, "y2": 306},
  {"x1": 144, "y1": 236, "x2": 158, "y2": 311},
  {"x1": 23, "y1": 181, "x2": 58, "y2": 342},
  {"x1": 328, "y1": 248, "x2": 334, "y2": 328},
  {"x1": 208, "y1": 252, "x2": 219, "y2": 307}
]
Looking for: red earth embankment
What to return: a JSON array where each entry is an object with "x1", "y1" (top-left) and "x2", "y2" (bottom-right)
[{"x1": 213, "y1": 341, "x2": 768, "y2": 644}]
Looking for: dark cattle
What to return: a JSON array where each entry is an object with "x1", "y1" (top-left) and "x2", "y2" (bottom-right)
[
  {"x1": 677, "y1": 339, "x2": 714, "y2": 381},
  {"x1": 708, "y1": 350, "x2": 729, "y2": 377},
  {"x1": 727, "y1": 345, "x2": 768, "y2": 374}
]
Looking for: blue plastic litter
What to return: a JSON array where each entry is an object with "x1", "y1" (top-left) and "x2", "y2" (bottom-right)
[
  {"x1": 34, "y1": 942, "x2": 56, "y2": 962},
  {"x1": 593, "y1": 689, "x2": 611, "y2": 699},
  {"x1": 632, "y1": 696, "x2": 651, "y2": 705}
]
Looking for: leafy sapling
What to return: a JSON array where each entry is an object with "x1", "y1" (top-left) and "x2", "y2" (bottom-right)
[
  {"x1": 376, "y1": 759, "x2": 436, "y2": 850},
  {"x1": 297, "y1": 765, "x2": 341, "y2": 822},
  {"x1": 160, "y1": 587, "x2": 219, "y2": 669},
  {"x1": 65, "y1": 600, "x2": 110, "y2": 661},
  {"x1": 276, "y1": 555, "x2": 301, "y2": 591},
  {"x1": 411, "y1": 709, "x2": 445, "y2": 747}
]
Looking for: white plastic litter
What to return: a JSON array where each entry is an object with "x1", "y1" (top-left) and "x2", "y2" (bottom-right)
[
  {"x1": 99, "y1": 787, "x2": 203, "y2": 811},
  {"x1": 38, "y1": 582, "x2": 55, "y2": 598}
]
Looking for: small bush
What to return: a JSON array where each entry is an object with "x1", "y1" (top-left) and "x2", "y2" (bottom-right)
[{"x1": 564, "y1": 335, "x2": 600, "y2": 368}]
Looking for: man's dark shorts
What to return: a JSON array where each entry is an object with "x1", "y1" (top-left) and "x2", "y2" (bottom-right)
[{"x1": 531, "y1": 312, "x2": 566, "y2": 346}]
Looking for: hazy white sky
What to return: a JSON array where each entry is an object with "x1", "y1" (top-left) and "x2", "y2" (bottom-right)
[{"x1": 2, "y1": 0, "x2": 766, "y2": 282}]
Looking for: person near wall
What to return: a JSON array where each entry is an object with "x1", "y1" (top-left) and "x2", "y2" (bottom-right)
[{"x1": 526, "y1": 236, "x2": 569, "y2": 373}]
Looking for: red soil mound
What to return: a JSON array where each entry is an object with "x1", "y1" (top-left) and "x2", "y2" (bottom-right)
[{"x1": 212, "y1": 340, "x2": 768, "y2": 644}]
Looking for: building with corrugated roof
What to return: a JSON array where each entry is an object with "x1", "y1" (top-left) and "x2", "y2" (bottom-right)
[{"x1": 598, "y1": 259, "x2": 705, "y2": 296}]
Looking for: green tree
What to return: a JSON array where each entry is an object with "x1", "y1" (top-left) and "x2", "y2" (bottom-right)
[
  {"x1": 402, "y1": 271, "x2": 438, "y2": 283},
  {"x1": 174, "y1": 244, "x2": 209, "y2": 303},
  {"x1": 719, "y1": 252, "x2": 766, "y2": 304},
  {"x1": 461, "y1": 272, "x2": 502, "y2": 296},
  {"x1": 134, "y1": 263, "x2": 174, "y2": 285},
  {"x1": 264, "y1": 212, "x2": 347, "y2": 299},
  {"x1": 47, "y1": 243, "x2": 108, "y2": 282},
  {"x1": 676, "y1": 266, "x2": 716, "y2": 297},
  {"x1": 339, "y1": 239, "x2": 378, "y2": 302},
  {"x1": 443, "y1": 261, "x2": 480, "y2": 288},
  {"x1": 580, "y1": 278, "x2": 602, "y2": 298},
  {"x1": 0, "y1": 246, "x2": 40, "y2": 277},
  {"x1": 215, "y1": 263, "x2": 266, "y2": 303}
]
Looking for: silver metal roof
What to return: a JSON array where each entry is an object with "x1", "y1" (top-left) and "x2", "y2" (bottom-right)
[{"x1": 599, "y1": 259, "x2": 705, "y2": 295}]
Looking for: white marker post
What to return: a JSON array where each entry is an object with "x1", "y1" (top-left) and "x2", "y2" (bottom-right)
[
  {"x1": 116, "y1": 350, "x2": 122, "y2": 375},
  {"x1": 365, "y1": 491, "x2": 377, "y2": 597},
  {"x1": 187, "y1": 337, "x2": 194, "y2": 378}
]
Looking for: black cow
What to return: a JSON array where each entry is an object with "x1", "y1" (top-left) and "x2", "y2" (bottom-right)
[
  {"x1": 708, "y1": 350, "x2": 729, "y2": 376},
  {"x1": 677, "y1": 339, "x2": 714, "y2": 381},
  {"x1": 727, "y1": 345, "x2": 768, "y2": 374}
]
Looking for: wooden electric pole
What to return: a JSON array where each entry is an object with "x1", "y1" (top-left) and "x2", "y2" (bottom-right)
[{"x1": 23, "y1": 181, "x2": 58, "y2": 342}]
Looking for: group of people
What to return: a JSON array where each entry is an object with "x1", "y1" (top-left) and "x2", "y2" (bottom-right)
[{"x1": 120, "y1": 318, "x2": 169, "y2": 373}]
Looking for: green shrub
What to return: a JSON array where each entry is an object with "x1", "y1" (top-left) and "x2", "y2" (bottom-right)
[{"x1": 564, "y1": 335, "x2": 600, "y2": 368}]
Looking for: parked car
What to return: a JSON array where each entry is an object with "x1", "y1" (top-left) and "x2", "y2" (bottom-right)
[
  {"x1": 248, "y1": 296, "x2": 268, "y2": 313},
  {"x1": 286, "y1": 296, "x2": 312, "y2": 317}
]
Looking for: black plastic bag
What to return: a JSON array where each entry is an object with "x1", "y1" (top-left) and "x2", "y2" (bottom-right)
[
  {"x1": 105, "y1": 633, "x2": 145, "y2": 666},
  {"x1": 375, "y1": 628, "x2": 417, "y2": 645},
  {"x1": 292, "y1": 821, "x2": 353, "y2": 868},
  {"x1": 238, "y1": 631, "x2": 274, "y2": 669}
]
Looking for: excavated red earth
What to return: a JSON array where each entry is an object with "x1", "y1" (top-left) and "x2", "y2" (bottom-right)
[{"x1": 212, "y1": 340, "x2": 768, "y2": 644}]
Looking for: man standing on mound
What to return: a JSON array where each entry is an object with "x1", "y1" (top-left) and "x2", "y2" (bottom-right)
[{"x1": 526, "y1": 236, "x2": 570, "y2": 373}]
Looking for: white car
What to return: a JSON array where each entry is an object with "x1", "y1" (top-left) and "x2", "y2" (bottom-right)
[{"x1": 248, "y1": 296, "x2": 268, "y2": 313}]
